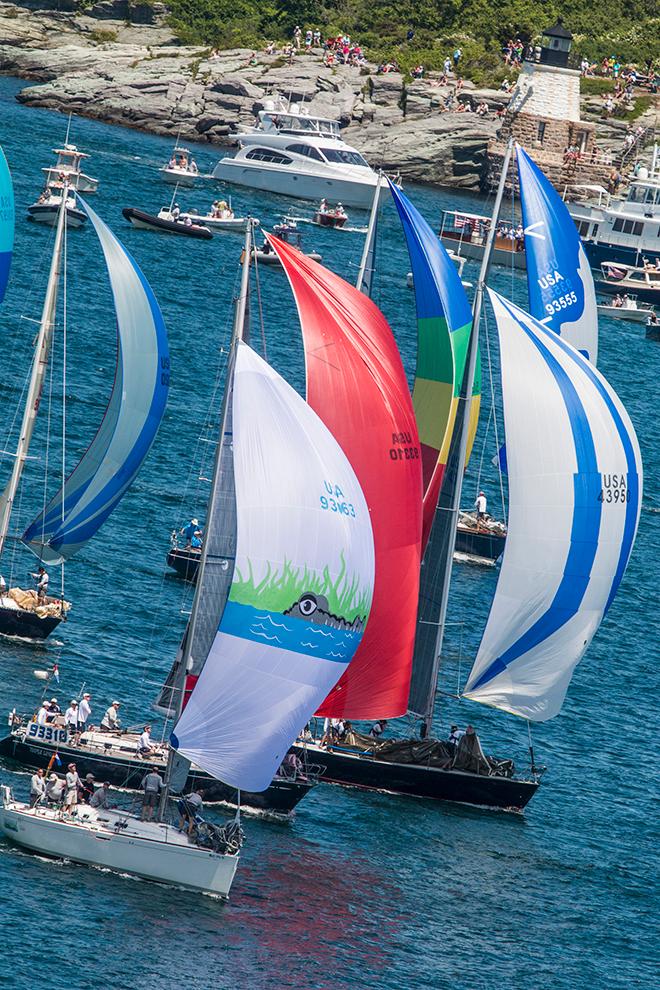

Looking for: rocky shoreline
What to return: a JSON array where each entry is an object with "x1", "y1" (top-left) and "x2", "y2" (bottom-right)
[{"x1": 0, "y1": 1, "x2": 654, "y2": 190}]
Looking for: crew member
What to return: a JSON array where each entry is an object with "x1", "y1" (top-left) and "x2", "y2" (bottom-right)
[
  {"x1": 45, "y1": 773, "x2": 65, "y2": 806},
  {"x1": 180, "y1": 518, "x2": 200, "y2": 547},
  {"x1": 90, "y1": 781, "x2": 112, "y2": 810},
  {"x1": 46, "y1": 698, "x2": 61, "y2": 722},
  {"x1": 100, "y1": 701, "x2": 121, "y2": 733},
  {"x1": 138, "y1": 724, "x2": 155, "y2": 759},
  {"x1": 64, "y1": 763, "x2": 81, "y2": 813},
  {"x1": 141, "y1": 767, "x2": 164, "y2": 821},
  {"x1": 31, "y1": 566, "x2": 49, "y2": 603},
  {"x1": 29, "y1": 768, "x2": 46, "y2": 808},
  {"x1": 475, "y1": 491, "x2": 487, "y2": 520},
  {"x1": 369, "y1": 719, "x2": 387, "y2": 739},
  {"x1": 36, "y1": 702, "x2": 50, "y2": 726},
  {"x1": 64, "y1": 700, "x2": 79, "y2": 740},
  {"x1": 177, "y1": 788, "x2": 204, "y2": 836},
  {"x1": 78, "y1": 693, "x2": 92, "y2": 736},
  {"x1": 80, "y1": 774, "x2": 96, "y2": 803}
]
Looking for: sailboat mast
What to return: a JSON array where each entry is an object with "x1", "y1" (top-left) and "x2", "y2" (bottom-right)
[
  {"x1": 0, "y1": 184, "x2": 68, "y2": 560},
  {"x1": 159, "y1": 221, "x2": 254, "y2": 811},
  {"x1": 356, "y1": 172, "x2": 382, "y2": 296},
  {"x1": 420, "y1": 139, "x2": 514, "y2": 737}
]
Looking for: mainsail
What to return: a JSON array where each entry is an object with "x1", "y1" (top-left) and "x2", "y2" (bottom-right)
[
  {"x1": 0, "y1": 147, "x2": 14, "y2": 304},
  {"x1": 171, "y1": 343, "x2": 375, "y2": 791},
  {"x1": 269, "y1": 233, "x2": 423, "y2": 720},
  {"x1": 22, "y1": 198, "x2": 169, "y2": 562},
  {"x1": 517, "y1": 144, "x2": 598, "y2": 363},
  {"x1": 464, "y1": 291, "x2": 642, "y2": 720},
  {"x1": 389, "y1": 182, "x2": 479, "y2": 549}
]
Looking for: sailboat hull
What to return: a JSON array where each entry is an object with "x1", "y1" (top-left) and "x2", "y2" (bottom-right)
[
  {"x1": 293, "y1": 741, "x2": 539, "y2": 811},
  {"x1": 0, "y1": 603, "x2": 63, "y2": 640},
  {"x1": 0, "y1": 793, "x2": 239, "y2": 897},
  {"x1": 167, "y1": 546, "x2": 200, "y2": 582},
  {"x1": 0, "y1": 730, "x2": 314, "y2": 817},
  {"x1": 454, "y1": 525, "x2": 506, "y2": 564}
]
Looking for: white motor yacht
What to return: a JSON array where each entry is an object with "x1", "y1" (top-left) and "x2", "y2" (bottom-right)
[
  {"x1": 42, "y1": 144, "x2": 98, "y2": 193},
  {"x1": 213, "y1": 98, "x2": 385, "y2": 209}
]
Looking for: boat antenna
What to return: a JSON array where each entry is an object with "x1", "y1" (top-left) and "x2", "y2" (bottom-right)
[
  {"x1": 0, "y1": 180, "x2": 69, "y2": 561},
  {"x1": 420, "y1": 137, "x2": 514, "y2": 739},
  {"x1": 168, "y1": 182, "x2": 179, "y2": 215},
  {"x1": 158, "y1": 221, "x2": 255, "y2": 819},
  {"x1": 356, "y1": 171, "x2": 382, "y2": 296},
  {"x1": 64, "y1": 112, "x2": 72, "y2": 146}
]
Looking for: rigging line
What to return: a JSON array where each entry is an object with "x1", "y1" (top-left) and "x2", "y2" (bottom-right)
[
  {"x1": 252, "y1": 247, "x2": 268, "y2": 360},
  {"x1": 60, "y1": 205, "x2": 68, "y2": 598},
  {"x1": 475, "y1": 402, "x2": 493, "y2": 495},
  {"x1": 483, "y1": 306, "x2": 507, "y2": 520}
]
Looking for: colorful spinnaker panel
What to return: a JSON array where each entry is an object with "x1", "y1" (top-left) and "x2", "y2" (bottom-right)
[
  {"x1": 171, "y1": 343, "x2": 375, "y2": 791},
  {"x1": 0, "y1": 147, "x2": 14, "y2": 304},
  {"x1": 389, "y1": 181, "x2": 480, "y2": 549},
  {"x1": 517, "y1": 145, "x2": 598, "y2": 364},
  {"x1": 464, "y1": 291, "x2": 642, "y2": 720},
  {"x1": 22, "y1": 198, "x2": 169, "y2": 562},
  {"x1": 269, "y1": 233, "x2": 423, "y2": 720}
]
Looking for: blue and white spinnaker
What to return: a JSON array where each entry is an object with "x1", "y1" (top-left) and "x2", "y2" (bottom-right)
[
  {"x1": 517, "y1": 144, "x2": 598, "y2": 364},
  {"x1": 22, "y1": 198, "x2": 169, "y2": 562},
  {"x1": 464, "y1": 291, "x2": 642, "y2": 721},
  {"x1": 0, "y1": 147, "x2": 14, "y2": 305}
]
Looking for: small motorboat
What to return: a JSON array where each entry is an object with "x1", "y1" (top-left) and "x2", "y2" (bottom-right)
[
  {"x1": 160, "y1": 143, "x2": 200, "y2": 186},
  {"x1": 595, "y1": 261, "x2": 660, "y2": 305},
  {"x1": 312, "y1": 199, "x2": 348, "y2": 228},
  {"x1": 252, "y1": 224, "x2": 321, "y2": 265},
  {"x1": 179, "y1": 200, "x2": 258, "y2": 234},
  {"x1": 597, "y1": 296, "x2": 655, "y2": 324},
  {"x1": 27, "y1": 183, "x2": 87, "y2": 228},
  {"x1": 122, "y1": 207, "x2": 213, "y2": 239}
]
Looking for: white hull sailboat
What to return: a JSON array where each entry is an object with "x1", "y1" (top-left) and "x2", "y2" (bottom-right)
[{"x1": 0, "y1": 788, "x2": 239, "y2": 896}]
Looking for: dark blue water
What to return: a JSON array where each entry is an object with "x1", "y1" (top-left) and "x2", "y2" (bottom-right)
[{"x1": 0, "y1": 77, "x2": 657, "y2": 989}]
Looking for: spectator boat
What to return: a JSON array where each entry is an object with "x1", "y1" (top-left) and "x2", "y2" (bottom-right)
[
  {"x1": 160, "y1": 140, "x2": 200, "y2": 186},
  {"x1": 122, "y1": 207, "x2": 213, "y2": 239},
  {"x1": 212, "y1": 97, "x2": 386, "y2": 209},
  {"x1": 27, "y1": 182, "x2": 87, "y2": 228},
  {"x1": 596, "y1": 296, "x2": 655, "y2": 323},
  {"x1": 595, "y1": 260, "x2": 660, "y2": 304},
  {"x1": 439, "y1": 209, "x2": 527, "y2": 269},
  {"x1": 178, "y1": 208, "x2": 258, "y2": 233},
  {"x1": 42, "y1": 143, "x2": 98, "y2": 193}
]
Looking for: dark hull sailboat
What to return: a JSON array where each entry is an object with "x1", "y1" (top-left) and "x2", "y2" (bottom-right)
[
  {"x1": 292, "y1": 740, "x2": 538, "y2": 811},
  {"x1": 0, "y1": 603, "x2": 64, "y2": 640},
  {"x1": 454, "y1": 523, "x2": 506, "y2": 564},
  {"x1": 166, "y1": 546, "x2": 200, "y2": 582},
  {"x1": 0, "y1": 728, "x2": 314, "y2": 816}
]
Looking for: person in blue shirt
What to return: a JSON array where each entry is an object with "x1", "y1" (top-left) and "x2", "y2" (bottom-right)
[{"x1": 180, "y1": 518, "x2": 201, "y2": 547}]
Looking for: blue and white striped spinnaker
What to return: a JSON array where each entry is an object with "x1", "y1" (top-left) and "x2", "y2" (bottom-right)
[
  {"x1": 22, "y1": 198, "x2": 169, "y2": 563},
  {"x1": 172, "y1": 343, "x2": 375, "y2": 792},
  {"x1": 464, "y1": 291, "x2": 642, "y2": 721},
  {"x1": 0, "y1": 147, "x2": 15, "y2": 304},
  {"x1": 517, "y1": 144, "x2": 598, "y2": 364}
]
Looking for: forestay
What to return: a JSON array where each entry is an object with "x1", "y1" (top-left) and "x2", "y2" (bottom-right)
[
  {"x1": 0, "y1": 147, "x2": 14, "y2": 304},
  {"x1": 517, "y1": 145, "x2": 598, "y2": 364},
  {"x1": 22, "y1": 198, "x2": 169, "y2": 562},
  {"x1": 171, "y1": 343, "x2": 375, "y2": 792},
  {"x1": 269, "y1": 232, "x2": 422, "y2": 720},
  {"x1": 464, "y1": 291, "x2": 642, "y2": 720},
  {"x1": 389, "y1": 181, "x2": 479, "y2": 550}
]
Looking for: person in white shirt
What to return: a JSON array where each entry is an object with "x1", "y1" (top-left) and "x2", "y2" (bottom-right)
[
  {"x1": 31, "y1": 566, "x2": 49, "y2": 603},
  {"x1": 369, "y1": 719, "x2": 387, "y2": 739},
  {"x1": 45, "y1": 773, "x2": 65, "y2": 806},
  {"x1": 475, "y1": 491, "x2": 487, "y2": 520},
  {"x1": 64, "y1": 763, "x2": 81, "y2": 812},
  {"x1": 64, "y1": 701, "x2": 78, "y2": 741},
  {"x1": 77, "y1": 693, "x2": 92, "y2": 733},
  {"x1": 138, "y1": 724, "x2": 155, "y2": 758},
  {"x1": 29, "y1": 769, "x2": 46, "y2": 808},
  {"x1": 36, "y1": 703, "x2": 50, "y2": 726},
  {"x1": 100, "y1": 701, "x2": 121, "y2": 733}
]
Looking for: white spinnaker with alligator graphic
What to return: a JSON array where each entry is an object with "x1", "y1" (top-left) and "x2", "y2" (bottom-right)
[
  {"x1": 464, "y1": 291, "x2": 642, "y2": 721},
  {"x1": 172, "y1": 342, "x2": 375, "y2": 791}
]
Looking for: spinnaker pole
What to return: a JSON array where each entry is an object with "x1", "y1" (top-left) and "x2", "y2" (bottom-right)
[
  {"x1": 419, "y1": 138, "x2": 514, "y2": 738},
  {"x1": 0, "y1": 183, "x2": 69, "y2": 559}
]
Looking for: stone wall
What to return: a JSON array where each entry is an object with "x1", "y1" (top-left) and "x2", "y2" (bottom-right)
[{"x1": 511, "y1": 62, "x2": 581, "y2": 122}]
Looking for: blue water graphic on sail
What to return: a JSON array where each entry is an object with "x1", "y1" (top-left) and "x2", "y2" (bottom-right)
[
  {"x1": 22, "y1": 198, "x2": 169, "y2": 562},
  {"x1": 220, "y1": 600, "x2": 363, "y2": 662},
  {"x1": 0, "y1": 146, "x2": 15, "y2": 304},
  {"x1": 517, "y1": 144, "x2": 598, "y2": 364}
]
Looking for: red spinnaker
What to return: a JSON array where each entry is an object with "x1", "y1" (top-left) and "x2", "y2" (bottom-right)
[{"x1": 269, "y1": 234, "x2": 423, "y2": 719}]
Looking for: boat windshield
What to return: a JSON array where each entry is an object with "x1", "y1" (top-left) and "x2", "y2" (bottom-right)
[
  {"x1": 318, "y1": 147, "x2": 369, "y2": 167},
  {"x1": 264, "y1": 114, "x2": 340, "y2": 138},
  {"x1": 627, "y1": 182, "x2": 660, "y2": 206}
]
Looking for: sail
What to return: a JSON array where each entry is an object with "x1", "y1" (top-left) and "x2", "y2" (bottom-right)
[
  {"x1": 22, "y1": 198, "x2": 169, "y2": 563},
  {"x1": 388, "y1": 181, "x2": 480, "y2": 549},
  {"x1": 171, "y1": 343, "x2": 375, "y2": 791},
  {"x1": 464, "y1": 291, "x2": 642, "y2": 720},
  {"x1": 517, "y1": 145, "x2": 598, "y2": 364},
  {"x1": 0, "y1": 147, "x2": 14, "y2": 304},
  {"x1": 269, "y1": 232, "x2": 423, "y2": 720}
]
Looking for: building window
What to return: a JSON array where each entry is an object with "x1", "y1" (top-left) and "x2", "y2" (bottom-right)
[{"x1": 537, "y1": 121, "x2": 546, "y2": 144}]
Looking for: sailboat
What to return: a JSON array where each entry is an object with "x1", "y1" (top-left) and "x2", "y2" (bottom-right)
[
  {"x1": 0, "y1": 222, "x2": 376, "y2": 895},
  {"x1": 0, "y1": 154, "x2": 169, "y2": 640},
  {"x1": 292, "y1": 145, "x2": 642, "y2": 810}
]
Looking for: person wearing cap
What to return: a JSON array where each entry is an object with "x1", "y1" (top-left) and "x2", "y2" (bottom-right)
[
  {"x1": 64, "y1": 763, "x2": 81, "y2": 813},
  {"x1": 448, "y1": 724, "x2": 463, "y2": 750},
  {"x1": 45, "y1": 773, "x2": 65, "y2": 806},
  {"x1": 29, "y1": 768, "x2": 46, "y2": 808},
  {"x1": 90, "y1": 781, "x2": 113, "y2": 810},
  {"x1": 31, "y1": 566, "x2": 49, "y2": 603},
  {"x1": 137, "y1": 724, "x2": 155, "y2": 759},
  {"x1": 64, "y1": 700, "x2": 79, "y2": 741},
  {"x1": 79, "y1": 773, "x2": 96, "y2": 803},
  {"x1": 78, "y1": 693, "x2": 92, "y2": 735},
  {"x1": 46, "y1": 698, "x2": 61, "y2": 723},
  {"x1": 475, "y1": 490, "x2": 487, "y2": 521},
  {"x1": 100, "y1": 701, "x2": 121, "y2": 733},
  {"x1": 36, "y1": 701, "x2": 50, "y2": 726},
  {"x1": 180, "y1": 517, "x2": 202, "y2": 548}
]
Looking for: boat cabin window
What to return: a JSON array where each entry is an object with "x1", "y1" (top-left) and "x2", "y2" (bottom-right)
[
  {"x1": 285, "y1": 144, "x2": 325, "y2": 162},
  {"x1": 612, "y1": 218, "x2": 644, "y2": 236},
  {"x1": 245, "y1": 148, "x2": 293, "y2": 165},
  {"x1": 318, "y1": 148, "x2": 369, "y2": 167}
]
